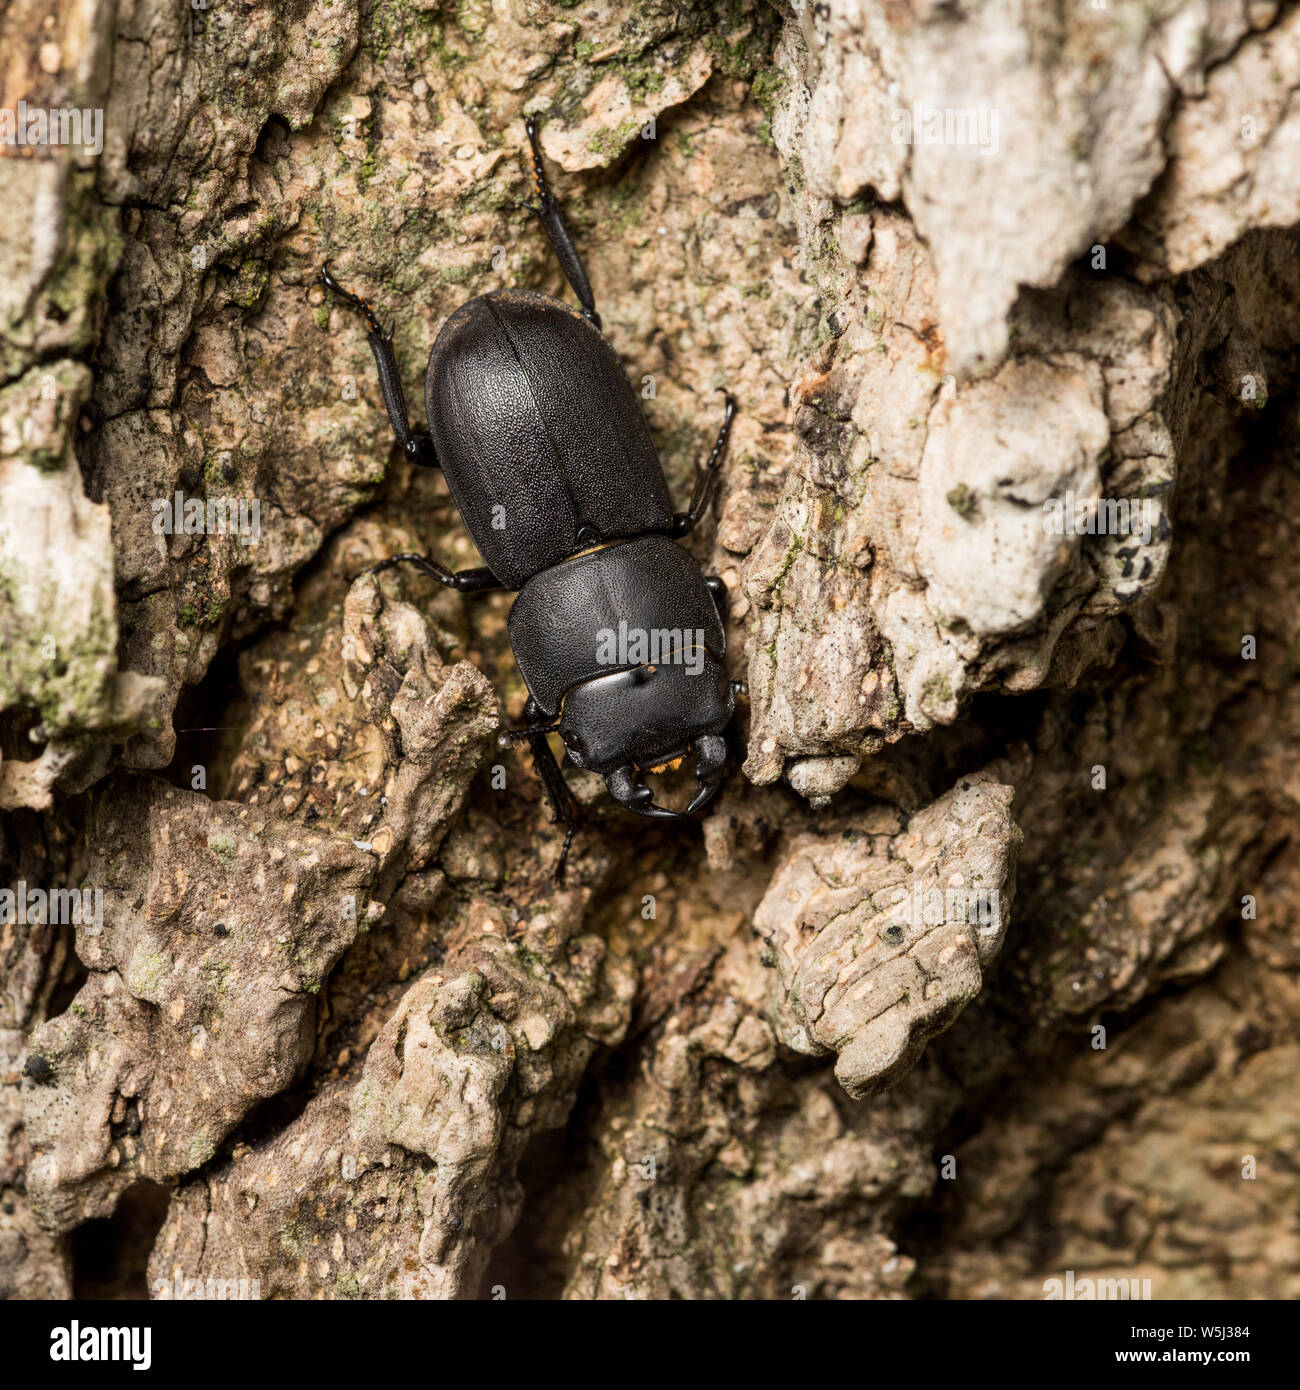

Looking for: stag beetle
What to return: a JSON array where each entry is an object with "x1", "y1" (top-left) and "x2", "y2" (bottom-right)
[{"x1": 320, "y1": 118, "x2": 738, "y2": 879}]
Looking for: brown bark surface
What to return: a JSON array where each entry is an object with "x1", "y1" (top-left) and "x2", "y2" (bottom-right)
[{"x1": 2, "y1": 0, "x2": 1299, "y2": 1300}]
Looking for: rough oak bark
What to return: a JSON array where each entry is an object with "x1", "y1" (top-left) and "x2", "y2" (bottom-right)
[{"x1": 2, "y1": 0, "x2": 1299, "y2": 1300}]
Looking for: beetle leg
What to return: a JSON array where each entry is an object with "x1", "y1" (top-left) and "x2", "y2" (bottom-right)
[
  {"x1": 320, "y1": 263, "x2": 439, "y2": 468},
  {"x1": 515, "y1": 698, "x2": 581, "y2": 882},
  {"x1": 364, "y1": 553, "x2": 504, "y2": 593},
  {"x1": 671, "y1": 391, "x2": 736, "y2": 538},
  {"x1": 521, "y1": 117, "x2": 602, "y2": 331}
]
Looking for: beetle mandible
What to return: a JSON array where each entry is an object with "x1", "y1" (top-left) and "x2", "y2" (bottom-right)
[{"x1": 320, "y1": 117, "x2": 739, "y2": 880}]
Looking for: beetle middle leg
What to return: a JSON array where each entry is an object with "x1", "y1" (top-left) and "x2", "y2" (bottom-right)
[
  {"x1": 320, "y1": 263, "x2": 439, "y2": 469},
  {"x1": 364, "y1": 552, "x2": 504, "y2": 593},
  {"x1": 672, "y1": 392, "x2": 737, "y2": 539},
  {"x1": 521, "y1": 116, "x2": 602, "y2": 331}
]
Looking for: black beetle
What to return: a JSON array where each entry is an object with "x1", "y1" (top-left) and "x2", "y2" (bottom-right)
[{"x1": 321, "y1": 117, "x2": 739, "y2": 879}]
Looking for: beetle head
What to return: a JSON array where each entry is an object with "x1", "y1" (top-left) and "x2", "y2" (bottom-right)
[{"x1": 557, "y1": 657, "x2": 733, "y2": 819}]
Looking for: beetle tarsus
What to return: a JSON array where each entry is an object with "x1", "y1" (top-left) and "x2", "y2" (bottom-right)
[
  {"x1": 520, "y1": 117, "x2": 602, "y2": 329},
  {"x1": 672, "y1": 390, "x2": 737, "y2": 538},
  {"x1": 524, "y1": 115, "x2": 546, "y2": 194},
  {"x1": 320, "y1": 262, "x2": 388, "y2": 338},
  {"x1": 321, "y1": 262, "x2": 440, "y2": 469},
  {"x1": 364, "y1": 553, "x2": 503, "y2": 593},
  {"x1": 553, "y1": 818, "x2": 577, "y2": 884}
]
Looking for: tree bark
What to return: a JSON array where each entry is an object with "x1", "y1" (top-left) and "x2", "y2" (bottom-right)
[{"x1": 2, "y1": 0, "x2": 1299, "y2": 1300}]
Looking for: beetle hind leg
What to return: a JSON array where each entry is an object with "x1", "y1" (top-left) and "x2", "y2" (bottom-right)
[
  {"x1": 320, "y1": 263, "x2": 439, "y2": 468},
  {"x1": 520, "y1": 117, "x2": 602, "y2": 331}
]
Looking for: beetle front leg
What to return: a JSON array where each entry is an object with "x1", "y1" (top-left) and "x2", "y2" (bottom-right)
[
  {"x1": 320, "y1": 263, "x2": 439, "y2": 468},
  {"x1": 507, "y1": 697, "x2": 580, "y2": 882},
  {"x1": 672, "y1": 391, "x2": 736, "y2": 538},
  {"x1": 364, "y1": 553, "x2": 504, "y2": 593}
]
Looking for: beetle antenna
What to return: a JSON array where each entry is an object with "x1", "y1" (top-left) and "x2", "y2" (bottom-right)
[{"x1": 497, "y1": 722, "x2": 561, "y2": 746}]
